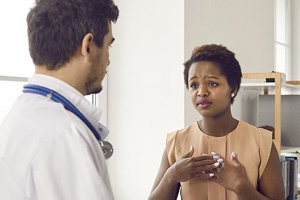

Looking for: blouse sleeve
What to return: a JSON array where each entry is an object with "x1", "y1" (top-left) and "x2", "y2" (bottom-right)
[{"x1": 166, "y1": 131, "x2": 178, "y2": 166}]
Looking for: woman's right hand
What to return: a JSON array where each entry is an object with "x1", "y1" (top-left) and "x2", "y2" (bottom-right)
[
  {"x1": 167, "y1": 146, "x2": 220, "y2": 183},
  {"x1": 149, "y1": 146, "x2": 222, "y2": 200}
]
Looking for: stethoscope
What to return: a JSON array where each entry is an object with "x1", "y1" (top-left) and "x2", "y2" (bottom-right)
[{"x1": 23, "y1": 84, "x2": 113, "y2": 159}]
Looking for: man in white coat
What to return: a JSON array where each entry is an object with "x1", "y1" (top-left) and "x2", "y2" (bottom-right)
[{"x1": 0, "y1": 0, "x2": 119, "y2": 199}]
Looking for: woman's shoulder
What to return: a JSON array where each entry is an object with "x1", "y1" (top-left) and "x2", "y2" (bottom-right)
[
  {"x1": 236, "y1": 121, "x2": 273, "y2": 140},
  {"x1": 167, "y1": 122, "x2": 199, "y2": 137}
]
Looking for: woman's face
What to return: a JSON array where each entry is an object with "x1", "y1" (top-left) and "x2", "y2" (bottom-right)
[{"x1": 188, "y1": 61, "x2": 234, "y2": 119}]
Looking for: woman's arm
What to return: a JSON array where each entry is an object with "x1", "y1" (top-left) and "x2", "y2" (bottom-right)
[
  {"x1": 257, "y1": 142, "x2": 285, "y2": 199},
  {"x1": 213, "y1": 143, "x2": 285, "y2": 200},
  {"x1": 148, "y1": 148, "x2": 181, "y2": 200},
  {"x1": 234, "y1": 143, "x2": 285, "y2": 200}
]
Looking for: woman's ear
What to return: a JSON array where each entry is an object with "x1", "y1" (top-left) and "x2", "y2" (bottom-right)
[
  {"x1": 231, "y1": 86, "x2": 238, "y2": 97},
  {"x1": 81, "y1": 33, "x2": 94, "y2": 58}
]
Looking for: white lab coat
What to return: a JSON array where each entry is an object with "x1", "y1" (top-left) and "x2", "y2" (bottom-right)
[{"x1": 0, "y1": 74, "x2": 114, "y2": 200}]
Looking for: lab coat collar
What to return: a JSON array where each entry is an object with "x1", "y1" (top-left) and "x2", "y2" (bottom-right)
[{"x1": 27, "y1": 74, "x2": 109, "y2": 140}]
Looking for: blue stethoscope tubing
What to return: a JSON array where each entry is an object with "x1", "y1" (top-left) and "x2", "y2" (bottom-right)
[{"x1": 23, "y1": 84, "x2": 113, "y2": 159}]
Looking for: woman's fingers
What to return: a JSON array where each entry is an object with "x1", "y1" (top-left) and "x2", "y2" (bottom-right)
[
  {"x1": 174, "y1": 150, "x2": 228, "y2": 182},
  {"x1": 231, "y1": 151, "x2": 240, "y2": 167},
  {"x1": 182, "y1": 145, "x2": 194, "y2": 159}
]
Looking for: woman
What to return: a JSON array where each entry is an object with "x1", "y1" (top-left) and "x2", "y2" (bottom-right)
[{"x1": 148, "y1": 44, "x2": 284, "y2": 200}]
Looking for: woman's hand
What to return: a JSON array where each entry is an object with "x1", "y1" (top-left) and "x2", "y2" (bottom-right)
[
  {"x1": 167, "y1": 146, "x2": 220, "y2": 183},
  {"x1": 212, "y1": 152, "x2": 249, "y2": 193}
]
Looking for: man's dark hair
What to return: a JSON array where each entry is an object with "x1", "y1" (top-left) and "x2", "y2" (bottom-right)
[
  {"x1": 183, "y1": 44, "x2": 242, "y2": 103},
  {"x1": 27, "y1": 0, "x2": 119, "y2": 70}
]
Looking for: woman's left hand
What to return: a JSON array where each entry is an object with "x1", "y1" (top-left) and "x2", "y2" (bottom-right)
[{"x1": 211, "y1": 152, "x2": 250, "y2": 193}]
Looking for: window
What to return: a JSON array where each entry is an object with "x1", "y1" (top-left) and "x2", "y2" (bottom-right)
[
  {"x1": 0, "y1": 1, "x2": 101, "y2": 124},
  {"x1": 0, "y1": 78, "x2": 27, "y2": 123},
  {"x1": 0, "y1": 1, "x2": 34, "y2": 122},
  {"x1": 0, "y1": 77, "x2": 98, "y2": 123},
  {"x1": 275, "y1": 0, "x2": 291, "y2": 80},
  {"x1": 0, "y1": 0, "x2": 35, "y2": 77}
]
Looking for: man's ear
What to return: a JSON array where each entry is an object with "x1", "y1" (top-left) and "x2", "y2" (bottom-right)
[{"x1": 81, "y1": 33, "x2": 94, "y2": 58}]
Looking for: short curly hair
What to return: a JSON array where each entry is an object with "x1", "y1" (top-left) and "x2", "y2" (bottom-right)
[{"x1": 183, "y1": 44, "x2": 242, "y2": 103}]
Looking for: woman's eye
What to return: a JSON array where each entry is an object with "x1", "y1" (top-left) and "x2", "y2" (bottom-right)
[
  {"x1": 209, "y1": 82, "x2": 218, "y2": 87},
  {"x1": 190, "y1": 83, "x2": 198, "y2": 89}
]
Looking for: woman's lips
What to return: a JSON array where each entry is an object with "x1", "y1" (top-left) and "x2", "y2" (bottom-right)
[{"x1": 197, "y1": 100, "x2": 212, "y2": 108}]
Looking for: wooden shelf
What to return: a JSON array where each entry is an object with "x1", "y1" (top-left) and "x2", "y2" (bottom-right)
[
  {"x1": 241, "y1": 82, "x2": 300, "y2": 95},
  {"x1": 241, "y1": 72, "x2": 284, "y2": 154},
  {"x1": 241, "y1": 82, "x2": 300, "y2": 89},
  {"x1": 241, "y1": 72, "x2": 300, "y2": 154}
]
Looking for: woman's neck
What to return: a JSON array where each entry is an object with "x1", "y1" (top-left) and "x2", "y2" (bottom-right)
[{"x1": 198, "y1": 117, "x2": 239, "y2": 137}]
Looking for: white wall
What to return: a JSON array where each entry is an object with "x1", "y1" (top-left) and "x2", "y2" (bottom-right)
[
  {"x1": 291, "y1": 0, "x2": 300, "y2": 80},
  {"x1": 106, "y1": 1, "x2": 184, "y2": 199},
  {"x1": 184, "y1": 0, "x2": 275, "y2": 125}
]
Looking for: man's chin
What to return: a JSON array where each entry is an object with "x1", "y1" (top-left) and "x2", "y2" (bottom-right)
[
  {"x1": 86, "y1": 86, "x2": 102, "y2": 96},
  {"x1": 93, "y1": 87, "x2": 102, "y2": 94}
]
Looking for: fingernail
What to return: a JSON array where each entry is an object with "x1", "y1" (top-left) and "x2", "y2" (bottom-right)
[
  {"x1": 232, "y1": 151, "x2": 236, "y2": 158},
  {"x1": 217, "y1": 158, "x2": 223, "y2": 163},
  {"x1": 202, "y1": 153, "x2": 208, "y2": 156},
  {"x1": 213, "y1": 155, "x2": 220, "y2": 159},
  {"x1": 214, "y1": 162, "x2": 220, "y2": 167},
  {"x1": 209, "y1": 173, "x2": 214, "y2": 177},
  {"x1": 211, "y1": 152, "x2": 217, "y2": 155},
  {"x1": 190, "y1": 145, "x2": 193, "y2": 151}
]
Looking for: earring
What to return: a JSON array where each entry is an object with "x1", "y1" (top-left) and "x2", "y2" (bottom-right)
[{"x1": 231, "y1": 93, "x2": 235, "y2": 98}]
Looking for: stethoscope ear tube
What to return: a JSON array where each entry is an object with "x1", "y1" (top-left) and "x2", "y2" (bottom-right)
[{"x1": 23, "y1": 84, "x2": 113, "y2": 159}]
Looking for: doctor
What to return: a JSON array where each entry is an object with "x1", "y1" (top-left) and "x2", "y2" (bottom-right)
[{"x1": 0, "y1": 0, "x2": 119, "y2": 199}]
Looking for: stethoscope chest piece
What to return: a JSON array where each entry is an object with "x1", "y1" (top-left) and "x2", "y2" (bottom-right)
[{"x1": 99, "y1": 140, "x2": 113, "y2": 160}]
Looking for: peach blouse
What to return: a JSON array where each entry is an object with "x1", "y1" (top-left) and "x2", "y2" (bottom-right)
[{"x1": 166, "y1": 121, "x2": 272, "y2": 200}]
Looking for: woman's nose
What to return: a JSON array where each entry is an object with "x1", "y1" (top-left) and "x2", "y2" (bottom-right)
[{"x1": 197, "y1": 86, "x2": 208, "y2": 97}]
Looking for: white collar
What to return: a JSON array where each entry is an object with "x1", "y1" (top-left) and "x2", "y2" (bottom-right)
[{"x1": 27, "y1": 74, "x2": 109, "y2": 140}]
